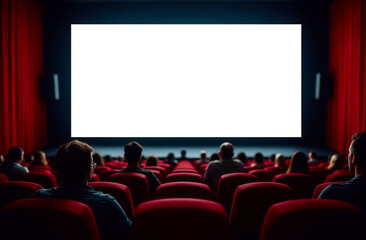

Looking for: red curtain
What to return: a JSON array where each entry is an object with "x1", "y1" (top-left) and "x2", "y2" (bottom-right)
[
  {"x1": 326, "y1": 0, "x2": 366, "y2": 154},
  {"x1": 0, "y1": 0, "x2": 47, "y2": 154}
]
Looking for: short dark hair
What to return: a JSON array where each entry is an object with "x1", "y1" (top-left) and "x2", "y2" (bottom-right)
[
  {"x1": 7, "y1": 147, "x2": 23, "y2": 162},
  {"x1": 351, "y1": 132, "x2": 366, "y2": 169},
  {"x1": 124, "y1": 141, "x2": 143, "y2": 163},
  {"x1": 56, "y1": 140, "x2": 94, "y2": 183},
  {"x1": 254, "y1": 153, "x2": 264, "y2": 163}
]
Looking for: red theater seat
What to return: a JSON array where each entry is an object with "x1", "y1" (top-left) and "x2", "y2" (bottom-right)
[
  {"x1": 229, "y1": 182, "x2": 294, "y2": 240},
  {"x1": 108, "y1": 172, "x2": 150, "y2": 208},
  {"x1": 143, "y1": 166, "x2": 167, "y2": 179},
  {"x1": 130, "y1": 198, "x2": 229, "y2": 240},
  {"x1": 0, "y1": 198, "x2": 100, "y2": 240},
  {"x1": 171, "y1": 168, "x2": 199, "y2": 174},
  {"x1": 90, "y1": 173, "x2": 100, "y2": 182},
  {"x1": 324, "y1": 172, "x2": 353, "y2": 182},
  {"x1": 97, "y1": 169, "x2": 120, "y2": 181},
  {"x1": 165, "y1": 172, "x2": 205, "y2": 183},
  {"x1": 264, "y1": 167, "x2": 287, "y2": 174},
  {"x1": 217, "y1": 173, "x2": 258, "y2": 215},
  {"x1": 273, "y1": 173, "x2": 316, "y2": 199},
  {"x1": 154, "y1": 181, "x2": 212, "y2": 200},
  {"x1": 309, "y1": 168, "x2": 330, "y2": 185},
  {"x1": 149, "y1": 169, "x2": 163, "y2": 183},
  {"x1": 259, "y1": 199, "x2": 362, "y2": 240},
  {"x1": 18, "y1": 172, "x2": 58, "y2": 189},
  {"x1": 89, "y1": 181, "x2": 134, "y2": 219},
  {"x1": 312, "y1": 181, "x2": 345, "y2": 199},
  {"x1": 0, "y1": 173, "x2": 8, "y2": 182},
  {"x1": 249, "y1": 170, "x2": 276, "y2": 182},
  {"x1": 0, "y1": 181, "x2": 43, "y2": 209}
]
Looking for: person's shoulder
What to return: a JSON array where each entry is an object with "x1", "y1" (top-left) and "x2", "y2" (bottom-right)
[
  {"x1": 319, "y1": 182, "x2": 351, "y2": 199},
  {"x1": 207, "y1": 160, "x2": 220, "y2": 167},
  {"x1": 33, "y1": 187, "x2": 58, "y2": 197},
  {"x1": 233, "y1": 159, "x2": 244, "y2": 166}
]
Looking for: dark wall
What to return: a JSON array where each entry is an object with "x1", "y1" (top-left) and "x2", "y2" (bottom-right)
[{"x1": 41, "y1": 1, "x2": 330, "y2": 147}]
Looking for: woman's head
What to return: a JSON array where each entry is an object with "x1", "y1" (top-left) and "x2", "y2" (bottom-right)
[
  {"x1": 327, "y1": 153, "x2": 343, "y2": 172},
  {"x1": 287, "y1": 151, "x2": 309, "y2": 174},
  {"x1": 275, "y1": 153, "x2": 286, "y2": 168},
  {"x1": 31, "y1": 151, "x2": 48, "y2": 166},
  {"x1": 146, "y1": 155, "x2": 159, "y2": 166}
]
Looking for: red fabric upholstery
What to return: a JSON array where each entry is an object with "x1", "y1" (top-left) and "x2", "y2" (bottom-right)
[
  {"x1": 249, "y1": 170, "x2": 276, "y2": 182},
  {"x1": 149, "y1": 169, "x2": 163, "y2": 183},
  {"x1": 154, "y1": 181, "x2": 212, "y2": 200},
  {"x1": 171, "y1": 168, "x2": 199, "y2": 174},
  {"x1": 90, "y1": 173, "x2": 100, "y2": 182},
  {"x1": 97, "y1": 169, "x2": 119, "y2": 181},
  {"x1": 165, "y1": 172, "x2": 205, "y2": 183},
  {"x1": 229, "y1": 182, "x2": 294, "y2": 240},
  {"x1": 324, "y1": 172, "x2": 353, "y2": 183},
  {"x1": 18, "y1": 172, "x2": 58, "y2": 189},
  {"x1": 94, "y1": 166, "x2": 111, "y2": 175},
  {"x1": 143, "y1": 166, "x2": 167, "y2": 179},
  {"x1": 309, "y1": 168, "x2": 330, "y2": 185},
  {"x1": 273, "y1": 173, "x2": 316, "y2": 199},
  {"x1": 29, "y1": 165, "x2": 51, "y2": 173},
  {"x1": 217, "y1": 173, "x2": 258, "y2": 215},
  {"x1": 130, "y1": 198, "x2": 229, "y2": 240},
  {"x1": 0, "y1": 198, "x2": 100, "y2": 240},
  {"x1": 0, "y1": 181, "x2": 43, "y2": 209},
  {"x1": 312, "y1": 181, "x2": 345, "y2": 199},
  {"x1": 108, "y1": 172, "x2": 150, "y2": 208},
  {"x1": 0, "y1": 173, "x2": 8, "y2": 182},
  {"x1": 264, "y1": 167, "x2": 287, "y2": 174},
  {"x1": 259, "y1": 199, "x2": 361, "y2": 240},
  {"x1": 89, "y1": 181, "x2": 134, "y2": 219}
]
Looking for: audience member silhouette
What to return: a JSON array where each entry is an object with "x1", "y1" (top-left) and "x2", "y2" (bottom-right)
[
  {"x1": 92, "y1": 153, "x2": 105, "y2": 166},
  {"x1": 33, "y1": 140, "x2": 131, "y2": 240},
  {"x1": 236, "y1": 152, "x2": 248, "y2": 164},
  {"x1": 165, "y1": 153, "x2": 178, "y2": 167},
  {"x1": 319, "y1": 132, "x2": 366, "y2": 216},
  {"x1": 274, "y1": 153, "x2": 286, "y2": 169},
  {"x1": 0, "y1": 147, "x2": 28, "y2": 180},
  {"x1": 327, "y1": 153, "x2": 344, "y2": 173},
  {"x1": 180, "y1": 150, "x2": 187, "y2": 161},
  {"x1": 0, "y1": 155, "x2": 4, "y2": 164},
  {"x1": 197, "y1": 150, "x2": 209, "y2": 166},
  {"x1": 30, "y1": 151, "x2": 49, "y2": 171},
  {"x1": 146, "y1": 155, "x2": 159, "y2": 166},
  {"x1": 287, "y1": 151, "x2": 310, "y2": 174},
  {"x1": 119, "y1": 141, "x2": 160, "y2": 197},
  {"x1": 210, "y1": 153, "x2": 220, "y2": 162},
  {"x1": 308, "y1": 151, "x2": 319, "y2": 164},
  {"x1": 204, "y1": 142, "x2": 244, "y2": 197},
  {"x1": 250, "y1": 152, "x2": 265, "y2": 169}
]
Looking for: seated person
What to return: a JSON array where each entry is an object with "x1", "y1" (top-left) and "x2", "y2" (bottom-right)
[
  {"x1": 197, "y1": 150, "x2": 209, "y2": 166},
  {"x1": 164, "y1": 153, "x2": 178, "y2": 167},
  {"x1": 92, "y1": 152, "x2": 105, "y2": 166},
  {"x1": 0, "y1": 147, "x2": 28, "y2": 180},
  {"x1": 250, "y1": 153, "x2": 265, "y2": 169},
  {"x1": 29, "y1": 151, "x2": 50, "y2": 171},
  {"x1": 319, "y1": 132, "x2": 366, "y2": 215},
  {"x1": 287, "y1": 151, "x2": 310, "y2": 174},
  {"x1": 119, "y1": 142, "x2": 160, "y2": 197},
  {"x1": 274, "y1": 153, "x2": 287, "y2": 169},
  {"x1": 327, "y1": 153, "x2": 344, "y2": 173},
  {"x1": 33, "y1": 140, "x2": 131, "y2": 240},
  {"x1": 146, "y1": 155, "x2": 159, "y2": 166},
  {"x1": 236, "y1": 152, "x2": 248, "y2": 165},
  {"x1": 308, "y1": 151, "x2": 320, "y2": 165},
  {"x1": 204, "y1": 142, "x2": 244, "y2": 197}
]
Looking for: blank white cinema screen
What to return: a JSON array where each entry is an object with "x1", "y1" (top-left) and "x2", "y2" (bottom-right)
[{"x1": 71, "y1": 24, "x2": 301, "y2": 137}]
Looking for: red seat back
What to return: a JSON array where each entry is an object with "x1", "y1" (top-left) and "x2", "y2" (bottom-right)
[
  {"x1": 249, "y1": 170, "x2": 276, "y2": 182},
  {"x1": 0, "y1": 198, "x2": 100, "y2": 240},
  {"x1": 273, "y1": 173, "x2": 316, "y2": 199},
  {"x1": 108, "y1": 172, "x2": 150, "y2": 208},
  {"x1": 0, "y1": 173, "x2": 8, "y2": 182},
  {"x1": 143, "y1": 166, "x2": 167, "y2": 179},
  {"x1": 154, "y1": 181, "x2": 212, "y2": 200},
  {"x1": 130, "y1": 198, "x2": 229, "y2": 240},
  {"x1": 229, "y1": 182, "x2": 294, "y2": 240},
  {"x1": 97, "y1": 169, "x2": 119, "y2": 181},
  {"x1": 18, "y1": 172, "x2": 58, "y2": 189},
  {"x1": 89, "y1": 181, "x2": 134, "y2": 219},
  {"x1": 259, "y1": 199, "x2": 362, "y2": 240},
  {"x1": 324, "y1": 172, "x2": 353, "y2": 182},
  {"x1": 217, "y1": 173, "x2": 258, "y2": 215},
  {"x1": 0, "y1": 181, "x2": 43, "y2": 209},
  {"x1": 165, "y1": 172, "x2": 205, "y2": 183},
  {"x1": 264, "y1": 167, "x2": 287, "y2": 174}
]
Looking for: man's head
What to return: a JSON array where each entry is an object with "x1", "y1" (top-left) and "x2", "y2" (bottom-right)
[
  {"x1": 200, "y1": 150, "x2": 207, "y2": 159},
  {"x1": 56, "y1": 140, "x2": 94, "y2": 183},
  {"x1": 219, "y1": 142, "x2": 234, "y2": 160},
  {"x1": 308, "y1": 151, "x2": 317, "y2": 159},
  {"x1": 348, "y1": 132, "x2": 366, "y2": 175},
  {"x1": 124, "y1": 141, "x2": 143, "y2": 164},
  {"x1": 7, "y1": 147, "x2": 24, "y2": 163}
]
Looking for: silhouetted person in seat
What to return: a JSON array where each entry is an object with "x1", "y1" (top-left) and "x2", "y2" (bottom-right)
[
  {"x1": 0, "y1": 147, "x2": 28, "y2": 180},
  {"x1": 287, "y1": 151, "x2": 310, "y2": 174},
  {"x1": 119, "y1": 141, "x2": 160, "y2": 197},
  {"x1": 319, "y1": 132, "x2": 366, "y2": 215},
  {"x1": 274, "y1": 153, "x2": 287, "y2": 169},
  {"x1": 33, "y1": 140, "x2": 131, "y2": 240},
  {"x1": 308, "y1": 151, "x2": 319, "y2": 165},
  {"x1": 165, "y1": 152, "x2": 178, "y2": 167},
  {"x1": 204, "y1": 142, "x2": 244, "y2": 197},
  {"x1": 327, "y1": 153, "x2": 344, "y2": 173},
  {"x1": 146, "y1": 155, "x2": 159, "y2": 166},
  {"x1": 250, "y1": 152, "x2": 265, "y2": 169},
  {"x1": 236, "y1": 152, "x2": 248, "y2": 165},
  {"x1": 197, "y1": 150, "x2": 209, "y2": 166},
  {"x1": 93, "y1": 152, "x2": 105, "y2": 167}
]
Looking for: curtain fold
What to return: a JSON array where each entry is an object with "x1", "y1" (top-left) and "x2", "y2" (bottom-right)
[
  {"x1": 0, "y1": 0, "x2": 47, "y2": 154},
  {"x1": 326, "y1": 0, "x2": 366, "y2": 154}
]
